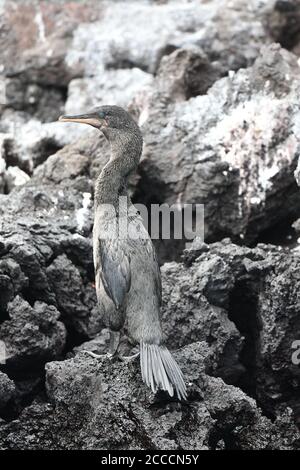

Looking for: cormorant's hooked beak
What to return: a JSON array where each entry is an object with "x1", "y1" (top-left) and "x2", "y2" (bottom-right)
[{"x1": 58, "y1": 113, "x2": 106, "y2": 129}]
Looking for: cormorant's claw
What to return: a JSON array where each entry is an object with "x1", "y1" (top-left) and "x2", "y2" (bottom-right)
[
  {"x1": 117, "y1": 352, "x2": 140, "y2": 362},
  {"x1": 82, "y1": 350, "x2": 139, "y2": 363}
]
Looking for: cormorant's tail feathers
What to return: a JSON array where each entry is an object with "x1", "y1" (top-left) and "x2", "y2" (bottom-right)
[{"x1": 140, "y1": 342, "x2": 187, "y2": 401}]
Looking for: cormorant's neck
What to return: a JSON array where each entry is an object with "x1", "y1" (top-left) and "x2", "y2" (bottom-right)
[
  {"x1": 94, "y1": 157, "x2": 128, "y2": 207},
  {"x1": 94, "y1": 130, "x2": 142, "y2": 208}
]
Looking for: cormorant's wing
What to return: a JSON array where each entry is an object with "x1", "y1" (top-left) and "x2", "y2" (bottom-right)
[
  {"x1": 99, "y1": 238, "x2": 131, "y2": 310},
  {"x1": 129, "y1": 207, "x2": 162, "y2": 306}
]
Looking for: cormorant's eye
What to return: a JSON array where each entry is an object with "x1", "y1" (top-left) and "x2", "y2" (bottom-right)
[{"x1": 98, "y1": 111, "x2": 106, "y2": 119}]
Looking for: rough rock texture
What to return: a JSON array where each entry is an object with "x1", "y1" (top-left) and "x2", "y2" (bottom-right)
[
  {"x1": 160, "y1": 239, "x2": 300, "y2": 421},
  {"x1": 160, "y1": 257, "x2": 243, "y2": 384},
  {"x1": 153, "y1": 47, "x2": 221, "y2": 101},
  {"x1": 0, "y1": 156, "x2": 5, "y2": 193},
  {"x1": 5, "y1": 166, "x2": 30, "y2": 193},
  {"x1": 0, "y1": 181, "x2": 100, "y2": 338},
  {"x1": 0, "y1": 372, "x2": 15, "y2": 410},
  {"x1": 266, "y1": 0, "x2": 300, "y2": 52},
  {"x1": 0, "y1": 0, "x2": 102, "y2": 118},
  {"x1": 64, "y1": 69, "x2": 154, "y2": 117},
  {"x1": 5, "y1": 42, "x2": 298, "y2": 250},
  {"x1": 134, "y1": 43, "x2": 300, "y2": 243},
  {"x1": 1, "y1": 1, "x2": 299, "y2": 247},
  {"x1": 0, "y1": 225, "x2": 299, "y2": 448},
  {"x1": 0, "y1": 0, "x2": 282, "y2": 191},
  {"x1": 0, "y1": 296, "x2": 66, "y2": 372},
  {"x1": 65, "y1": 0, "x2": 272, "y2": 75},
  {"x1": 9, "y1": 42, "x2": 299, "y2": 245},
  {"x1": 0, "y1": 0, "x2": 300, "y2": 451},
  {"x1": 256, "y1": 250, "x2": 300, "y2": 417}
]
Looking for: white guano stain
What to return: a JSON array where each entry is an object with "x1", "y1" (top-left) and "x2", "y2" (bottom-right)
[
  {"x1": 76, "y1": 193, "x2": 92, "y2": 231},
  {"x1": 35, "y1": 9, "x2": 46, "y2": 43}
]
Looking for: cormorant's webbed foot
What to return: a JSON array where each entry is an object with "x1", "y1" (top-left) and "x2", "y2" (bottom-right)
[
  {"x1": 82, "y1": 350, "x2": 110, "y2": 360},
  {"x1": 118, "y1": 351, "x2": 140, "y2": 362},
  {"x1": 82, "y1": 350, "x2": 140, "y2": 363}
]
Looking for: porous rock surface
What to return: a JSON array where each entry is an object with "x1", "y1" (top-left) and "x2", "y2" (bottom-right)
[
  {"x1": 0, "y1": 343, "x2": 299, "y2": 450},
  {"x1": 0, "y1": 218, "x2": 299, "y2": 448}
]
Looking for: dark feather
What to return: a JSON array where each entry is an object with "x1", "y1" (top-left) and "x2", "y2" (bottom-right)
[{"x1": 140, "y1": 342, "x2": 187, "y2": 400}]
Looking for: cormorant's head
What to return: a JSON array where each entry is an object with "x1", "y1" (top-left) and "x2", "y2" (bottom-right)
[{"x1": 59, "y1": 105, "x2": 140, "y2": 140}]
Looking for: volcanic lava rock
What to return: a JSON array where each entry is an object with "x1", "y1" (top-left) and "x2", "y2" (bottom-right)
[
  {"x1": 0, "y1": 139, "x2": 100, "y2": 347},
  {"x1": 66, "y1": 0, "x2": 272, "y2": 76},
  {"x1": 135, "y1": 44, "x2": 300, "y2": 242},
  {"x1": 154, "y1": 46, "x2": 221, "y2": 101},
  {"x1": 0, "y1": 0, "x2": 102, "y2": 119},
  {"x1": 0, "y1": 180, "x2": 99, "y2": 337},
  {"x1": 0, "y1": 0, "x2": 275, "y2": 181},
  {"x1": 0, "y1": 0, "x2": 102, "y2": 177},
  {"x1": 5, "y1": 166, "x2": 30, "y2": 193},
  {"x1": 46, "y1": 254, "x2": 100, "y2": 336},
  {"x1": 2, "y1": 3, "x2": 297, "y2": 248},
  {"x1": 0, "y1": 0, "x2": 300, "y2": 451},
  {"x1": 0, "y1": 181, "x2": 299, "y2": 448},
  {"x1": 182, "y1": 239, "x2": 300, "y2": 421},
  {"x1": 15, "y1": 42, "x2": 300, "y2": 246},
  {"x1": 255, "y1": 248, "x2": 300, "y2": 417},
  {"x1": 160, "y1": 259, "x2": 243, "y2": 383},
  {"x1": 0, "y1": 342, "x2": 298, "y2": 450},
  {"x1": 0, "y1": 372, "x2": 15, "y2": 410},
  {"x1": 266, "y1": 0, "x2": 300, "y2": 51},
  {"x1": 69, "y1": 239, "x2": 300, "y2": 432},
  {"x1": 64, "y1": 69, "x2": 154, "y2": 117},
  {"x1": 0, "y1": 296, "x2": 66, "y2": 372},
  {"x1": 0, "y1": 157, "x2": 5, "y2": 194}
]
